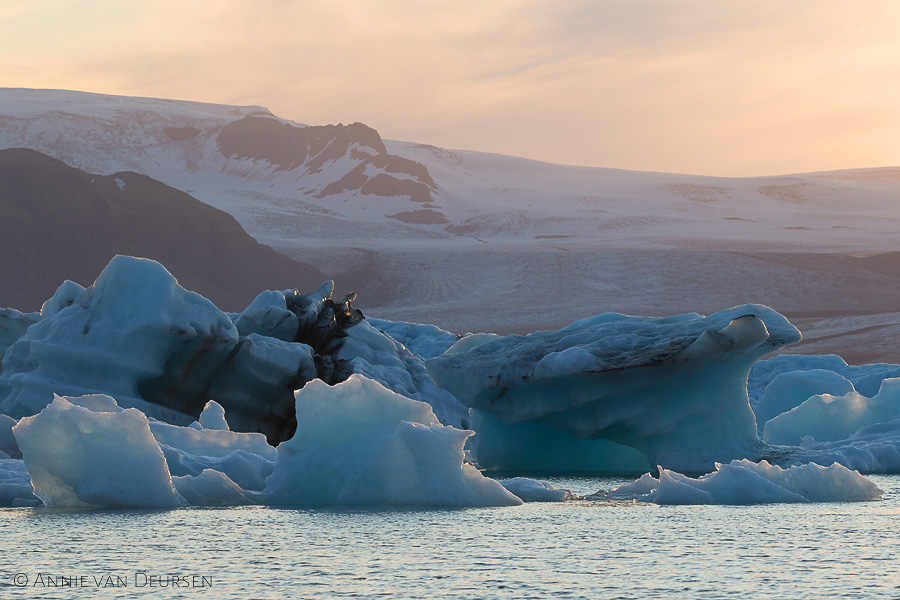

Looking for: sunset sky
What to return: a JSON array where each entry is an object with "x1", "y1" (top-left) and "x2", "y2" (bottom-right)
[{"x1": 1, "y1": 0, "x2": 898, "y2": 176}]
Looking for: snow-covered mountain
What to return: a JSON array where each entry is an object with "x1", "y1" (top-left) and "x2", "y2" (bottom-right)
[{"x1": 2, "y1": 88, "x2": 899, "y2": 363}]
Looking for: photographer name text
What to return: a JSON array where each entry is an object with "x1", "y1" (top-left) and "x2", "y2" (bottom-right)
[{"x1": 12, "y1": 572, "x2": 212, "y2": 589}]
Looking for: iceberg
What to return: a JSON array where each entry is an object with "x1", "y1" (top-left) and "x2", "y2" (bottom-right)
[
  {"x1": 12, "y1": 395, "x2": 185, "y2": 508},
  {"x1": 764, "y1": 378, "x2": 900, "y2": 446},
  {"x1": 260, "y1": 375, "x2": 522, "y2": 507},
  {"x1": 367, "y1": 317, "x2": 461, "y2": 359},
  {"x1": 336, "y1": 321, "x2": 468, "y2": 428},
  {"x1": 498, "y1": 477, "x2": 574, "y2": 502},
  {"x1": 0, "y1": 256, "x2": 467, "y2": 440},
  {"x1": 749, "y1": 354, "x2": 900, "y2": 406},
  {"x1": 598, "y1": 459, "x2": 883, "y2": 505},
  {"x1": 427, "y1": 305, "x2": 800, "y2": 473},
  {"x1": 0, "y1": 256, "x2": 239, "y2": 425},
  {"x1": 173, "y1": 469, "x2": 258, "y2": 507},
  {"x1": 753, "y1": 369, "x2": 855, "y2": 429},
  {"x1": 0, "y1": 307, "x2": 40, "y2": 359}
]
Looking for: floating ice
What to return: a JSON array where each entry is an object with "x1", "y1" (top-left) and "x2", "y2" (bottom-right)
[
  {"x1": 149, "y1": 408, "x2": 276, "y2": 492},
  {"x1": 749, "y1": 354, "x2": 900, "y2": 406},
  {"x1": 0, "y1": 459, "x2": 39, "y2": 507},
  {"x1": 428, "y1": 305, "x2": 800, "y2": 473},
  {"x1": 765, "y1": 378, "x2": 900, "y2": 446},
  {"x1": 754, "y1": 369, "x2": 855, "y2": 429},
  {"x1": 13, "y1": 395, "x2": 185, "y2": 508},
  {"x1": 0, "y1": 414, "x2": 20, "y2": 459},
  {"x1": 0, "y1": 307, "x2": 40, "y2": 358},
  {"x1": 469, "y1": 410, "x2": 650, "y2": 473},
  {"x1": 233, "y1": 289, "x2": 299, "y2": 341},
  {"x1": 173, "y1": 469, "x2": 257, "y2": 507},
  {"x1": 40, "y1": 280, "x2": 85, "y2": 318},
  {"x1": 786, "y1": 418, "x2": 900, "y2": 474},
  {"x1": 261, "y1": 375, "x2": 522, "y2": 507},
  {"x1": 0, "y1": 256, "x2": 238, "y2": 424},
  {"x1": 198, "y1": 400, "x2": 230, "y2": 431},
  {"x1": 498, "y1": 477, "x2": 574, "y2": 502},
  {"x1": 367, "y1": 318, "x2": 461, "y2": 359},
  {"x1": 599, "y1": 459, "x2": 882, "y2": 505},
  {"x1": 337, "y1": 321, "x2": 468, "y2": 428},
  {"x1": 443, "y1": 333, "x2": 502, "y2": 356}
]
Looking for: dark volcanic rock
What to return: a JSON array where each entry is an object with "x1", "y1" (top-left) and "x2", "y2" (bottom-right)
[{"x1": 217, "y1": 116, "x2": 437, "y2": 202}]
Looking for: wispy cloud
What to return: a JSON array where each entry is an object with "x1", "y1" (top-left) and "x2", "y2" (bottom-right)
[{"x1": 1, "y1": 0, "x2": 898, "y2": 175}]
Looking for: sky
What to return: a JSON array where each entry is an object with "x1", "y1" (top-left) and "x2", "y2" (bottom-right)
[{"x1": 1, "y1": 0, "x2": 898, "y2": 177}]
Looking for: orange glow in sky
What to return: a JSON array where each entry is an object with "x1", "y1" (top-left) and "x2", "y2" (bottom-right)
[{"x1": 1, "y1": 0, "x2": 898, "y2": 176}]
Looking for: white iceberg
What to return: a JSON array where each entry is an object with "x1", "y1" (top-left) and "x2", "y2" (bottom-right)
[
  {"x1": 173, "y1": 469, "x2": 258, "y2": 507},
  {"x1": 749, "y1": 354, "x2": 900, "y2": 407},
  {"x1": 427, "y1": 305, "x2": 800, "y2": 473},
  {"x1": 765, "y1": 378, "x2": 900, "y2": 446},
  {"x1": 337, "y1": 321, "x2": 469, "y2": 428},
  {"x1": 753, "y1": 368, "x2": 855, "y2": 429},
  {"x1": 12, "y1": 395, "x2": 185, "y2": 508},
  {"x1": 260, "y1": 375, "x2": 522, "y2": 507},
  {"x1": 498, "y1": 477, "x2": 574, "y2": 502},
  {"x1": 0, "y1": 256, "x2": 238, "y2": 424},
  {"x1": 367, "y1": 318, "x2": 461, "y2": 359},
  {"x1": 600, "y1": 459, "x2": 882, "y2": 505}
]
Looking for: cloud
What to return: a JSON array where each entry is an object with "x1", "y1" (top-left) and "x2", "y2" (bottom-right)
[{"x1": 1, "y1": 0, "x2": 898, "y2": 175}]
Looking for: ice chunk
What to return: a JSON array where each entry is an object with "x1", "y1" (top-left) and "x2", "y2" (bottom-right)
[
  {"x1": 428, "y1": 305, "x2": 800, "y2": 472},
  {"x1": 0, "y1": 307, "x2": 40, "y2": 358},
  {"x1": 0, "y1": 256, "x2": 238, "y2": 424},
  {"x1": 162, "y1": 447, "x2": 274, "y2": 491},
  {"x1": 786, "y1": 418, "x2": 900, "y2": 474},
  {"x1": 337, "y1": 321, "x2": 468, "y2": 428},
  {"x1": 367, "y1": 317, "x2": 461, "y2": 359},
  {"x1": 198, "y1": 400, "x2": 229, "y2": 431},
  {"x1": 749, "y1": 354, "x2": 900, "y2": 405},
  {"x1": 206, "y1": 333, "x2": 316, "y2": 441},
  {"x1": 0, "y1": 459, "x2": 40, "y2": 507},
  {"x1": 764, "y1": 378, "x2": 900, "y2": 446},
  {"x1": 40, "y1": 280, "x2": 86, "y2": 317},
  {"x1": 261, "y1": 375, "x2": 522, "y2": 507},
  {"x1": 0, "y1": 257, "x2": 322, "y2": 443},
  {"x1": 233, "y1": 290, "x2": 299, "y2": 341},
  {"x1": 172, "y1": 469, "x2": 258, "y2": 506},
  {"x1": 754, "y1": 369, "x2": 855, "y2": 428},
  {"x1": 0, "y1": 414, "x2": 21, "y2": 459},
  {"x1": 443, "y1": 333, "x2": 503, "y2": 356},
  {"x1": 498, "y1": 477, "x2": 574, "y2": 502},
  {"x1": 148, "y1": 404, "x2": 276, "y2": 491},
  {"x1": 12, "y1": 395, "x2": 185, "y2": 508},
  {"x1": 600, "y1": 459, "x2": 882, "y2": 505}
]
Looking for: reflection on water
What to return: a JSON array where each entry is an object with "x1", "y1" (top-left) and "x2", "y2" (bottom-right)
[{"x1": 1, "y1": 476, "x2": 899, "y2": 599}]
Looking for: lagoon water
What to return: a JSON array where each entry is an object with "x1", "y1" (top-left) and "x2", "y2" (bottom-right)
[{"x1": 2, "y1": 475, "x2": 899, "y2": 599}]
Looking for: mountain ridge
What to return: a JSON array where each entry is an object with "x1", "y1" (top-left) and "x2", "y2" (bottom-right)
[{"x1": 0, "y1": 147, "x2": 325, "y2": 311}]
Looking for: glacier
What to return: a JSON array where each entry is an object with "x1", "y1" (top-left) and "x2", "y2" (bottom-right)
[{"x1": 427, "y1": 305, "x2": 801, "y2": 473}]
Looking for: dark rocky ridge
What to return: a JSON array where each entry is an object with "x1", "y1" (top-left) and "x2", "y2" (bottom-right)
[
  {"x1": 0, "y1": 148, "x2": 326, "y2": 311},
  {"x1": 217, "y1": 116, "x2": 437, "y2": 202}
]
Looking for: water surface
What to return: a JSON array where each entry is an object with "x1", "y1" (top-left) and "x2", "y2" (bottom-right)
[{"x1": 2, "y1": 475, "x2": 898, "y2": 599}]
